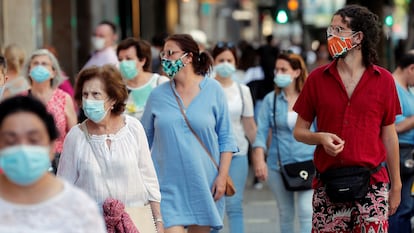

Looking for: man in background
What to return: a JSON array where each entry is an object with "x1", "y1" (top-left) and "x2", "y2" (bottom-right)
[{"x1": 82, "y1": 20, "x2": 119, "y2": 69}]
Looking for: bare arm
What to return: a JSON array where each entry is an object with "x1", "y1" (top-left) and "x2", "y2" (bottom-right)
[
  {"x1": 65, "y1": 94, "x2": 78, "y2": 130},
  {"x1": 395, "y1": 115, "x2": 414, "y2": 133},
  {"x1": 293, "y1": 115, "x2": 345, "y2": 156},
  {"x1": 382, "y1": 123, "x2": 402, "y2": 216},
  {"x1": 149, "y1": 201, "x2": 164, "y2": 233},
  {"x1": 242, "y1": 116, "x2": 257, "y2": 145},
  {"x1": 252, "y1": 147, "x2": 268, "y2": 181}
]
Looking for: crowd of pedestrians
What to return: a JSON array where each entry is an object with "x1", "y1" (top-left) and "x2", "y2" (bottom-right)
[{"x1": 0, "y1": 4, "x2": 413, "y2": 233}]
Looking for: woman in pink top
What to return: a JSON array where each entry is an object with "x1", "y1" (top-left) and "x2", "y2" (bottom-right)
[{"x1": 22, "y1": 49, "x2": 77, "y2": 173}]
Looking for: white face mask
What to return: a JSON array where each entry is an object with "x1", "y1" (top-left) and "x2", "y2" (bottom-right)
[{"x1": 91, "y1": 37, "x2": 105, "y2": 51}]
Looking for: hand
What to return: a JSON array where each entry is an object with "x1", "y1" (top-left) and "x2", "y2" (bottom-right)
[
  {"x1": 254, "y1": 160, "x2": 268, "y2": 181},
  {"x1": 252, "y1": 147, "x2": 267, "y2": 181},
  {"x1": 211, "y1": 175, "x2": 227, "y2": 201},
  {"x1": 320, "y1": 133, "x2": 345, "y2": 156},
  {"x1": 388, "y1": 186, "x2": 401, "y2": 216}
]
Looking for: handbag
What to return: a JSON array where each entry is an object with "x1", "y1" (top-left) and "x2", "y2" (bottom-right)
[
  {"x1": 125, "y1": 205, "x2": 157, "y2": 233},
  {"x1": 272, "y1": 92, "x2": 315, "y2": 191},
  {"x1": 170, "y1": 82, "x2": 236, "y2": 196},
  {"x1": 280, "y1": 160, "x2": 315, "y2": 191},
  {"x1": 399, "y1": 144, "x2": 414, "y2": 176},
  {"x1": 318, "y1": 165, "x2": 382, "y2": 203},
  {"x1": 80, "y1": 122, "x2": 158, "y2": 232}
]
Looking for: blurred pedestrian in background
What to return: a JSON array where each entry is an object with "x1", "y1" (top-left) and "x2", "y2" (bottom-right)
[
  {"x1": 117, "y1": 37, "x2": 168, "y2": 120},
  {"x1": 389, "y1": 51, "x2": 414, "y2": 233},
  {"x1": 82, "y1": 20, "x2": 119, "y2": 69},
  {"x1": 141, "y1": 34, "x2": 238, "y2": 233},
  {"x1": 43, "y1": 44, "x2": 75, "y2": 98},
  {"x1": 211, "y1": 41, "x2": 257, "y2": 233},
  {"x1": 0, "y1": 55, "x2": 8, "y2": 101},
  {"x1": 252, "y1": 52, "x2": 314, "y2": 233},
  {"x1": 22, "y1": 49, "x2": 77, "y2": 173},
  {"x1": 151, "y1": 32, "x2": 169, "y2": 74},
  {"x1": 294, "y1": 5, "x2": 401, "y2": 232},
  {"x1": 2, "y1": 44, "x2": 29, "y2": 99},
  {"x1": 57, "y1": 65, "x2": 163, "y2": 233},
  {"x1": 308, "y1": 41, "x2": 331, "y2": 72},
  {"x1": 0, "y1": 95, "x2": 106, "y2": 232}
]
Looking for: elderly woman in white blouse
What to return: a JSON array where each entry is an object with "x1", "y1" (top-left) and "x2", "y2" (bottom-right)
[{"x1": 57, "y1": 65, "x2": 163, "y2": 232}]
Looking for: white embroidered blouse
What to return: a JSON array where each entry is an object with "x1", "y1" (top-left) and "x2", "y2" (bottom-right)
[
  {"x1": 0, "y1": 179, "x2": 106, "y2": 233},
  {"x1": 57, "y1": 114, "x2": 161, "y2": 210}
]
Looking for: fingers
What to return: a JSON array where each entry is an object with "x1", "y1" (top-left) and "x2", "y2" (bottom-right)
[
  {"x1": 323, "y1": 133, "x2": 345, "y2": 157},
  {"x1": 211, "y1": 183, "x2": 225, "y2": 201},
  {"x1": 255, "y1": 166, "x2": 268, "y2": 181},
  {"x1": 388, "y1": 206, "x2": 398, "y2": 216}
]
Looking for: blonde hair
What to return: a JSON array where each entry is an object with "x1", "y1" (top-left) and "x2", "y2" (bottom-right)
[{"x1": 4, "y1": 44, "x2": 26, "y2": 74}]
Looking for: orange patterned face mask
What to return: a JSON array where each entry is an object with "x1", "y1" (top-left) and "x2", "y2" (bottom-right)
[{"x1": 327, "y1": 34, "x2": 356, "y2": 58}]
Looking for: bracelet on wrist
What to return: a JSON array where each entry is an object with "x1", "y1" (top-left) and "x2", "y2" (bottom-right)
[{"x1": 154, "y1": 217, "x2": 163, "y2": 223}]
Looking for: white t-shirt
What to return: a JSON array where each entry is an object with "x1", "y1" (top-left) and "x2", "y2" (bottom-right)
[
  {"x1": 0, "y1": 179, "x2": 106, "y2": 233},
  {"x1": 57, "y1": 115, "x2": 161, "y2": 209},
  {"x1": 222, "y1": 82, "x2": 254, "y2": 155}
]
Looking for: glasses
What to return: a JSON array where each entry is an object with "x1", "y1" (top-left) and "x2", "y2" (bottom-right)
[
  {"x1": 159, "y1": 50, "x2": 185, "y2": 59},
  {"x1": 326, "y1": 26, "x2": 355, "y2": 36},
  {"x1": 216, "y1": 41, "x2": 235, "y2": 49},
  {"x1": 280, "y1": 49, "x2": 294, "y2": 55}
]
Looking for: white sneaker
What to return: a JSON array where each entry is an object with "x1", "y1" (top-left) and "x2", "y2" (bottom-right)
[{"x1": 253, "y1": 182, "x2": 263, "y2": 190}]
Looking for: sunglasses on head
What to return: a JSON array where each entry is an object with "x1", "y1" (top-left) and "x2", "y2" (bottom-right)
[{"x1": 216, "y1": 41, "x2": 235, "y2": 49}]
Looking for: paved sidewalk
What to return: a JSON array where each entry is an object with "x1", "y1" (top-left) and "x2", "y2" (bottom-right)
[{"x1": 220, "y1": 169, "x2": 280, "y2": 233}]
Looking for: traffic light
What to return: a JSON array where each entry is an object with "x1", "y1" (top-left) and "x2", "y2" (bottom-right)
[
  {"x1": 287, "y1": 0, "x2": 299, "y2": 11},
  {"x1": 275, "y1": 9, "x2": 288, "y2": 24},
  {"x1": 384, "y1": 14, "x2": 393, "y2": 27}
]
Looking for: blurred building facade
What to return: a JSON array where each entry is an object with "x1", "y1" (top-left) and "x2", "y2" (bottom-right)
[
  {"x1": 3, "y1": 0, "x2": 402, "y2": 79},
  {"x1": 0, "y1": 0, "x2": 258, "y2": 79}
]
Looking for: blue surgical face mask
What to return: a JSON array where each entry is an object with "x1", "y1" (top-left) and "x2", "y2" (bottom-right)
[
  {"x1": 82, "y1": 98, "x2": 110, "y2": 123},
  {"x1": 0, "y1": 145, "x2": 51, "y2": 186},
  {"x1": 30, "y1": 65, "x2": 51, "y2": 83},
  {"x1": 274, "y1": 73, "x2": 293, "y2": 88},
  {"x1": 161, "y1": 54, "x2": 187, "y2": 78},
  {"x1": 0, "y1": 86, "x2": 4, "y2": 99},
  {"x1": 214, "y1": 62, "x2": 236, "y2": 78},
  {"x1": 119, "y1": 60, "x2": 139, "y2": 80}
]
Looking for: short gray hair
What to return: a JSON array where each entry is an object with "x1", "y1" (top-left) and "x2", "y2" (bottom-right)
[{"x1": 21, "y1": 49, "x2": 64, "y2": 88}]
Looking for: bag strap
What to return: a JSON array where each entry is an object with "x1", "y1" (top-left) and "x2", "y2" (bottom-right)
[
  {"x1": 237, "y1": 83, "x2": 245, "y2": 117},
  {"x1": 170, "y1": 82, "x2": 220, "y2": 170},
  {"x1": 272, "y1": 92, "x2": 283, "y2": 167}
]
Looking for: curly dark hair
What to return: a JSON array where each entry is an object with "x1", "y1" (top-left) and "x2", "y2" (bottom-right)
[{"x1": 334, "y1": 4, "x2": 381, "y2": 67}]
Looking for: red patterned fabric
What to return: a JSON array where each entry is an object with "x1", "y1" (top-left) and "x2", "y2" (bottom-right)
[
  {"x1": 46, "y1": 89, "x2": 67, "y2": 153},
  {"x1": 103, "y1": 198, "x2": 139, "y2": 233}
]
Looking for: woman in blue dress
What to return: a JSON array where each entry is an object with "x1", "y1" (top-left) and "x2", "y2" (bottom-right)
[{"x1": 141, "y1": 34, "x2": 238, "y2": 233}]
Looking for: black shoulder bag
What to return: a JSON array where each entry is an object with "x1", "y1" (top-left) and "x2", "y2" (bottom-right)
[{"x1": 273, "y1": 92, "x2": 315, "y2": 191}]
